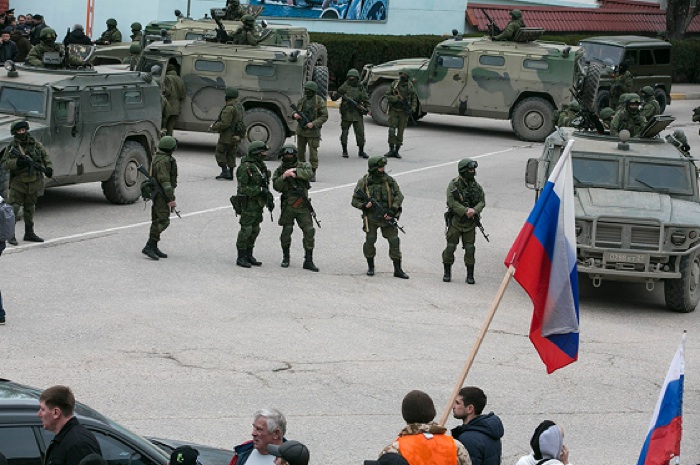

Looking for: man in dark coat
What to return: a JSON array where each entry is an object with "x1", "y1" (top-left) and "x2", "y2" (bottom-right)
[
  {"x1": 451, "y1": 386, "x2": 504, "y2": 465},
  {"x1": 0, "y1": 27, "x2": 18, "y2": 62},
  {"x1": 64, "y1": 24, "x2": 92, "y2": 45}
]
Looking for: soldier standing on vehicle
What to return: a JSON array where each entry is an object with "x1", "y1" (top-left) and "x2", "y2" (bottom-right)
[
  {"x1": 235, "y1": 141, "x2": 271, "y2": 268},
  {"x1": 442, "y1": 158, "x2": 485, "y2": 285},
  {"x1": 384, "y1": 69, "x2": 416, "y2": 159},
  {"x1": 225, "y1": 0, "x2": 246, "y2": 21},
  {"x1": 556, "y1": 100, "x2": 580, "y2": 127},
  {"x1": 493, "y1": 10, "x2": 525, "y2": 41},
  {"x1": 142, "y1": 136, "x2": 178, "y2": 260},
  {"x1": 293, "y1": 81, "x2": 328, "y2": 182},
  {"x1": 211, "y1": 86, "x2": 246, "y2": 181},
  {"x1": 161, "y1": 61, "x2": 186, "y2": 137},
  {"x1": 95, "y1": 18, "x2": 122, "y2": 45},
  {"x1": 230, "y1": 15, "x2": 260, "y2": 45},
  {"x1": 610, "y1": 63, "x2": 633, "y2": 110},
  {"x1": 272, "y1": 144, "x2": 318, "y2": 271},
  {"x1": 351, "y1": 155, "x2": 408, "y2": 279},
  {"x1": 130, "y1": 22, "x2": 142, "y2": 42},
  {"x1": 331, "y1": 68, "x2": 370, "y2": 159},
  {"x1": 610, "y1": 94, "x2": 646, "y2": 138},
  {"x1": 0, "y1": 121, "x2": 53, "y2": 245},
  {"x1": 26, "y1": 28, "x2": 87, "y2": 67},
  {"x1": 639, "y1": 86, "x2": 660, "y2": 119}
]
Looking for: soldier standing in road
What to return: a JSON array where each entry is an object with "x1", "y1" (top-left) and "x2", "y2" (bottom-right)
[
  {"x1": 442, "y1": 158, "x2": 485, "y2": 285},
  {"x1": 211, "y1": 86, "x2": 246, "y2": 181},
  {"x1": 331, "y1": 68, "x2": 370, "y2": 159},
  {"x1": 272, "y1": 144, "x2": 318, "y2": 271},
  {"x1": 235, "y1": 141, "x2": 272, "y2": 268},
  {"x1": 142, "y1": 136, "x2": 178, "y2": 260},
  {"x1": 384, "y1": 69, "x2": 416, "y2": 159},
  {"x1": 161, "y1": 61, "x2": 186, "y2": 137},
  {"x1": 639, "y1": 86, "x2": 660, "y2": 119},
  {"x1": 293, "y1": 81, "x2": 328, "y2": 182},
  {"x1": 96, "y1": 18, "x2": 122, "y2": 45},
  {"x1": 351, "y1": 155, "x2": 408, "y2": 279},
  {"x1": 0, "y1": 121, "x2": 53, "y2": 245},
  {"x1": 493, "y1": 10, "x2": 525, "y2": 41},
  {"x1": 610, "y1": 63, "x2": 633, "y2": 110},
  {"x1": 130, "y1": 22, "x2": 143, "y2": 42},
  {"x1": 610, "y1": 94, "x2": 646, "y2": 138},
  {"x1": 225, "y1": 0, "x2": 246, "y2": 21}
]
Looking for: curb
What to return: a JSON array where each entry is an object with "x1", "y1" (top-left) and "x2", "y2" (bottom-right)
[
  {"x1": 671, "y1": 92, "x2": 700, "y2": 101},
  {"x1": 327, "y1": 98, "x2": 340, "y2": 108}
]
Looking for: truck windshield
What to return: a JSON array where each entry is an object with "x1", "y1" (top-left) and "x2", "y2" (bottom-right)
[
  {"x1": 628, "y1": 161, "x2": 693, "y2": 195},
  {"x1": 572, "y1": 156, "x2": 620, "y2": 188},
  {"x1": 0, "y1": 87, "x2": 46, "y2": 117},
  {"x1": 579, "y1": 42, "x2": 624, "y2": 67}
]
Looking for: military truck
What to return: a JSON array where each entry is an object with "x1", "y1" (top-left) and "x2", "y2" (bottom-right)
[
  {"x1": 135, "y1": 39, "x2": 329, "y2": 155},
  {"x1": 579, "y1": 36, "x2": 673, "y2": 113},
  {"x1": 525, "y1": 124, "x2": 700, "y2": 313},
  {"x1": 0, "y1": 63, "x2": 161, "y2": 203},
  {"x1": 361, "y1": 30, "x2": 595, "y2": 142}
]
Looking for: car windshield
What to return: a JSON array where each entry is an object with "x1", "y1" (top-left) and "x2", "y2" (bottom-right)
[
  {"x1": 0, "y1": 87, "x2": 47, "y2": 117},
  {"x1": 627, "y1": 161, "x2": 693, "y2": 195},
  {"x1": 572, "y1": 156, "x2": 620, "y2": 188},
  {"x1": 580, "y1": 42, "x2": 624, "y2": 67}
]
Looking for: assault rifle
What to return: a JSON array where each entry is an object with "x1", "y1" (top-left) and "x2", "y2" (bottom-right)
[
  {"x1": 211, "y1": 9, "x2": 231, "y2": 43},
  {"x1": 10, "y1": 147, "x2": 48, "y2": 177},
  {"x1": 343, "y1": 96, "x2": 369, "y2": 116},
  {"x1": 568, "y1": 88, "x2": 605, "y2": 134},
  {"x1": 261, "y1": 172, "x2": 275, "y2": 221},
  {"x1": 289, "y1": 180, "x2": 321, "y2": 228},
  {"x1": 393, "y1": 88, "x2": 416, "y2": 126},
  {"x1": 482, "y1": 10, "x2": 501, "y2": 37},
  {"x1": 291, "y1": 103, "x2": 311, "y2": 128},
  {"x1": 137, "y1": 164, "x2": 181, "y2": 218},
  {"x1": 354, "y1": 188, "x2": 405, "y2": 234},
  {"x1": 450, "y1": 188, "x2": 489, "y2": 242}
]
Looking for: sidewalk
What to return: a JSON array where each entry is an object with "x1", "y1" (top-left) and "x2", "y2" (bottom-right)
[{"x1": 669, "y1": 84, "x2": 700, "y2": 101}]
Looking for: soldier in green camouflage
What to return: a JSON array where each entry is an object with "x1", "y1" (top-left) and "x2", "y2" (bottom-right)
[
  {"x1": 142, "y1": 136, "x2": 178, "y2": 260},
  {"x1": 211, "y1": 86, "x2": 246, "y2": 181},
  {"x1": 129, "y1": 43, "x2": 142, "y2": 71},
  {"x1": 442, "y1": 159, "x2": 485, "y2": 284},
  {"x1": 130, "y1": 22, "x2": 143, "y2": 42},
  {"x1": 225, "y1": 0, "x2": 245, "y2": 21},
  {"x1": 493, "y1": 10, "x2": 525, "y2": 41},
  {"x1": 0, "y1": 121, "x2": 53, "y2": 245},
  {"x1": 610, "y1": 94, "x2": 646, "y2": 138},
  {"x1": 230, "y1": 15, "x2": 261, "y2": 45},
  {"x1": 599, "y1": 107, "x2": 615, "y2": 130},
  {"x1": 610, "y1": 63, "x2": 633, "y2": 110},
  {"x1": 556, "y1": 100, "x2": 580, "y2": 127},
  {"x1": 161, "y1": 61, "x2": 186, "y2": 137},
  {"x1": 667, "y1": 129, "x2": 691, "y2": 158},
  {"x1": 384, "y1": 69, "x2": 416, "y2": 159},
  {"x1": 351, "y1": 156, "x2": 408, "y2": 279},
  {"x1": 96, "y1": 18, "x2": 122, "y2": 45},
  {"x1": 331, "y1": 69, "x2": 370, "y2": 159},
  {"x1": 235, "y1": 141, "x2": 271, "y2": 268},
  {"x1": 272, "y1": 144, "x2": 318, "y2": 271},
  {"x1": 639, "y1": 86, "x2": 660, "y2": 120},
  {"x1": 26, "y1": 28, "x2": 87, "y2": 67},
  {"x1": 293, "y1": 81, "x2": 328, "y2": 181}
]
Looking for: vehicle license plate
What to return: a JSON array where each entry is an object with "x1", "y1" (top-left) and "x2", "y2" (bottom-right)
[{"x1": 605, "y1": 252, "x2": 646, "y2": 264}]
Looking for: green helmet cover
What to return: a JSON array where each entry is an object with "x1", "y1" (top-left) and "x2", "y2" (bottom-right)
[
  {"x1": 368, "y1": 155, "x2": 387, "y2": 171},
  {"x1": 303, "y1": 81, "x2": 318, "y2": 92},
  {"x1": 640, "y1": 86, "x2": 654, "y2": 97},
  {"x1": 225, "y1": 86, "x2": 239, "y2": 99},
  {"x1": 129, "y1": 43, "x2": 142, "y2": 54},
  {"x1": 131, "y1": 22, "x2": 142, "y2": 31},
  {"x1": 458, "y1": 158, "x2": 478, "y2": 173},
  {"x1": 40, "y1": 27, "x2": 56, "y2": 39},
  {"x1": 248, "y1": 140, "x2": 269, "y2": 156},
  {"x1": 106, "y1": 18, "x2": 117, "y2": 26},
  {"x1": 599, "y1": 107, "x2": 615, "y2": 120},
  {"x1": 568, "y1": 100, "x2": 581, "y2": 111},
  {"x1": 346, "y1": 68, "x2": 360, "y2": 78},
  {"x1": 278, "y1": 144, "x2": 297, "y2": 158},
  {"x1": 242, "y1": 14, "x2": 255, "y2": 24},
  {"x1": 11, "y1": 120, "x2": 29, "y2": 134},
  {"x1": 510, "y1": 9, "x2": 523, "y2": 19},
  {"x1": 159, "y1": 136, "x2": 177, "y2": 151}
]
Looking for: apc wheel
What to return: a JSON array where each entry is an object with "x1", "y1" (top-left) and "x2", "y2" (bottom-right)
[
  {"x1": 655, "y1": 88, "x2": 667, "y2": 113},
  {"x1": 581, "y1": 62, "x2": 602, "y2": 112},
  {"x1": 369, "y1": 82, "x2": 391, "y2": 126},
  {"x1": 243, "y1": 107, "x2": 286, "y2": 160},
  {"x1": 511, "y1": 97, "x2": 555, "y2": 142},
  {"x1": 102, "y1": 141, "x2": 148, "y2": 204},
  {"x1": 305, "y1": 43, "x2": 328, "y2": 83},
  {"x1": 596, "y1": 89, "x2": 611, "y2": 112},
  {"x1": 664, "y1": 253, "x2": 700, "y2": 313},
  {"x1": 312, "y1": 65, "x2": 329, "y2": 99}
]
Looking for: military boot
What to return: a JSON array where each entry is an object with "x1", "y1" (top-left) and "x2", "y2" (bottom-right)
[
  {"x1": 310, "y1": 168, "x2": 317, "y2": 182},
  {"x1": 303, "y1": 250, "x2": 319, "y2": 272},
  {"x1": 215, "y1": 163, "x2": 229, "y2": 180},
  {"x1": 281, "y1": 247, "x2": 290, "y2": 268},
  {"x1": 223, "y1": 166, "x2": 234, "y2": 180},
  {"x1": 153, "y1": 242, "x2": 168, "y2": 258},
  {"x1": 366, "y1": 257, "x2": 375, "y2": 276},
  {"x1": 383, "y1": 145, "x2": 395, "y2": 158},
  {"x1": 393, "y1": 260, "x2": 409, "y2": 279},
  {"x1": 466, "y1": 265, "x2": 475, "y2": 284},
  {"x1": 23, "y1": 224, "x2": 44, "y2": 242},
  {"x1": 142, "y1": 239, "x2": 159, "y2": 260},
  {"x1": 236, "y1": 248, "x2": 251, "y2": 268},
  {"x1": 341, "y1": 143, "x2": 349, "y2": 158},
  {"x1": 394, "y1": 145, "x2": 402, "y2": 159},
  {"x1": 443, "y1": 263, "x2": 451, "y2": 283},
  {"x1": 248, "y1": 248, "x2": 262, "y2": 266},
  {"x1": 358, "y1": 145, "x2": 369, "y2": 159}
]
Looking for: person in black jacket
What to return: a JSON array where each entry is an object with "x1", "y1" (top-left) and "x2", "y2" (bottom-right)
[
  {"x1": 451, "y1": 386, "x2": 504, "y2": 465},
  {"x1": 64, "y1": 24, "x2": 92, "y2": 45},
  {"x1": 38, "y1": 385, "x2": 102, "y2": 465},
  {"x1": 0, "y1": 27, "x2": 18, "y2": 62}
]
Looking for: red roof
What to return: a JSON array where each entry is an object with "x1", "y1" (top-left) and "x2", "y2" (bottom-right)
[{"x1": 466, "y1": 2, "x2": 700, "y2": 33}]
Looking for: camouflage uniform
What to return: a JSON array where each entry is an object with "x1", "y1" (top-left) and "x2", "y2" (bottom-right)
[
  {"x1": 142, "y1": 137, "x2": 178, "y2": 260},
  {"x1": 161, "y1": 67, "x2": 186, "y2": 136},
  {"x1": 211, "y1": 87, "x2": 245, "y2": 180},
  {"x1": 98, "y1": 19, "x2": 122, "y2": 44},
  {"x1": 385, "y1": 70, "x2": 416, "y2": 159},
  {"x1": 442, "y1": 159, "x2": 485, "y2": 285},
  {"x1": 333, "y1": 69, "x2": 370, "y2": 159},
  {"x1": 272, "y1": 145, "x2": 318, "y2": 271},
  {"x1": 230, "y1": 16, "x2": 260, "y2": 45},
  {"x1": 225, "y1": 0, "x2": 245, "y2": 21},
  {"x1": 130, "y1": 22, "x2": 143, "y2": 43},
  {"x1": 295, "y1": 81, "x2": 328, "y2": 178},
  {"x1": 639, "y1": 86, "x2": 660, "y2": 120},
  {"x1": 610, "y1": 69, "x2": 633, "y2": 110},
  {"x1": 599, "y1": 107, "x2": 615, "y2": 130},
  {"x1": 26, "y1": 28, "x2": 85, "y2": 68},
  {"x1": 351, "y1": 156, "x2": 408, "y2": 279},
  {"x1": 610, "y1": 95, "x2": 646, "y2": 138},
  {"x1": 0, "y1": 122, "x2": 53, "y2": 244},
  {"x1": 493, "y1": 10, "x2": 525, "y2": 41},
  {"x1": 556, "y1": 101, "x2": 580, "y2": 127}
]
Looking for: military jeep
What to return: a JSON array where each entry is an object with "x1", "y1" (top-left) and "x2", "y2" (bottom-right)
[
  {"x1": 361, "y1": 31, "x2": 594, "y2": 142},
  {"x1": 525, "y1": 125, "x2": 700, "y2": 312},
  {"x1": 0, "y1": 64, "x2": 161, "y2": 203},
  {"x1": 136, "y1": 39, "x2": 329, "y2": 155}
]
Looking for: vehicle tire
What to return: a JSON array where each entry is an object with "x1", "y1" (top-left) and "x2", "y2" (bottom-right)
[
  {"x1": 243, "y1": 107, "x2": 286, "y2": 160},
  {"x1": 654, "y1": 88, "x2": 667, "y2": 114},
  {"x1": 312, "y1": 65, "x2": 329, "y2": 99},
  {"x1": 101, "y1": 141, "x2": 148, "y2": 205},
  {"x1": 664, "y1": 253, "x2": 700, "y2": 313},
  {"x1": 369, "y1": 82, "x2": 391, "y2": 127},
  {"x1": 304, "y1": 43, "x2": 328, "y2": 83},
  {"x1": 581, "y1": 62, "x2": 602, "y2": 112},
  {"x1": 511, "y1": 97, "x2": 555, "y2": 142},
  {"x1": 596, "y1": 89, "x2": 611, "y2": 112}
]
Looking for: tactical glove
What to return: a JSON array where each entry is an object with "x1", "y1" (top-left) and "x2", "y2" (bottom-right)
[
  {"x1": 16, "y1": 157, "x2": 29, "y2": 168},
  {"x1": 44, "y1": 167, "x2": 53, "y2": 178}
]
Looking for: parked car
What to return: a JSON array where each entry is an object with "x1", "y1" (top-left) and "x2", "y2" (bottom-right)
[{"x1": 147, "y1": 438, "x2": 233, "y2": 465}]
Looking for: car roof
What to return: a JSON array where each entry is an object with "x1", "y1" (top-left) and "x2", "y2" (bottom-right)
[{"x1": 579, "y1": 35, "x2": 671, "y2": 48}]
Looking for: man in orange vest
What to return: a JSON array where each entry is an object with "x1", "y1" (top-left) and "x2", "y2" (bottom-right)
[{"x1": 378, "y1": 390, "x2": 472, "y2": 465}]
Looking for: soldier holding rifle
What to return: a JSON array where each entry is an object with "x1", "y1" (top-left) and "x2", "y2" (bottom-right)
[{"x1": 384, "y1": 69, "x2": 416, "y2": 159}]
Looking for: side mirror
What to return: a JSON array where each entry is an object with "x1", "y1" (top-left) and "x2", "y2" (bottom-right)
[{"x1": 525, "y1": 158, "x2": 539, "y2": 188}]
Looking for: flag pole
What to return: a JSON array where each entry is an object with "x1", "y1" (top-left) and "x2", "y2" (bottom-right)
[{"x1": 439, "y1": 265, "x2": 516, "y2": 426}]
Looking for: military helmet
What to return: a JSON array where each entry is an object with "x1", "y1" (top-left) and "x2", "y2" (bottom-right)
[
  {"x1": 458, "y1": 158, "x2": 478, "y2": 173},
  {"x1": 673, "y1": 129, "x2": 688, "y2": 143},
  {"x1": 242, "y1": 14, "x2": 255, "y2": 24},
  {"x1": 303, "y1": 81, "x2": 318, "y2": 92},
  {"x1": 368, "y1": 155, "x2": 387, "y2": 171},
  {"x1": 278, "y1": 144, "x2": 298, "y2": 159},
  {"x1": 129, "y1": 43, "x2": 142, "y2": 54},
  {"x1": 510, "y1": 9, "x2": 523, "y2": 19},
  {"x1": 225, "y1": 86, "x2": 239, "y2": 99},
  {"x1": 568, "y1": 100, "x2": 581, "y2": 111},
  {"x1": 39, "y1": 27, "x2": 56, "y2": 39},
  {"x1": 626, "y1": 94, "x2": 642, "y2": 105},
  {"x1": 150, "y1": 64, "x2": 162, "y2": 76},
  {"x1": 248, "y1": 140, "x2": 269, "y2": 156},
  {"x1": 130, "y1": 22, "x2": 142, "y2": 31},
  {"x1": 106, "y1": 18, "x2": 117, "y2": 26},
  {"x1": 11, "y1": 120, "x2": 29, "y2": 134},
  {"x1": 347, "y1": 68, "x2": 360, "y2": 79},
  {"x1": 599, "y1": 107, "x2": 615, "y2": 120},
  {"x1": 639, "y1": 86, "x2": 654, "y2": 98},
  {"x1": 158, "y1": 136, "x2": 177, "y2": 151}
]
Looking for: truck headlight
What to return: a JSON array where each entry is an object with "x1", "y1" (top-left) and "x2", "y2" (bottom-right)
[{"x1": 671, "y1": 231, "x2": 686, "y2": 246}]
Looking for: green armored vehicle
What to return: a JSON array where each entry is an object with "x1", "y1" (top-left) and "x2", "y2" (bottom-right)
[
  {"x1": 136, "y1": 39, "x2": 328, "y2": 155},
  {"x1": 361, "y1": 30, "x2": 593, "y2": 142},
  {"x1": 525, "y1": 123, "x2": 700, "y2": 312},
  {"x1": 0, "y1": 63, "x2": 161, "y2": 203}
]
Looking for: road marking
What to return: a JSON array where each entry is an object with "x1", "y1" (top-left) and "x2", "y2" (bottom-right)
[{"x1": 3, "y1": 146, "x2": 521, "y2": 252}]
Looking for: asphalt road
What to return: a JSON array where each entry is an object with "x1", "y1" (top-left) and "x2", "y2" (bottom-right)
[{"x1": 2, "y1": 100, "x2": 700, "y2": 465}]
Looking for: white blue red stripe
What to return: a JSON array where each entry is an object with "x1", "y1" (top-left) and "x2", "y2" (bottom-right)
[{"x1": 505, "y1": 139, "x2": 580, "y2": 374}]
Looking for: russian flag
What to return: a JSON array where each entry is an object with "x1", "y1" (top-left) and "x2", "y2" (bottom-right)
[
  {"x1": 637, "y1": 332, "x2": 685, "y2": 465},
  {"x1": 504, "y1": 139, "x2": 579, "y2": 374}
]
